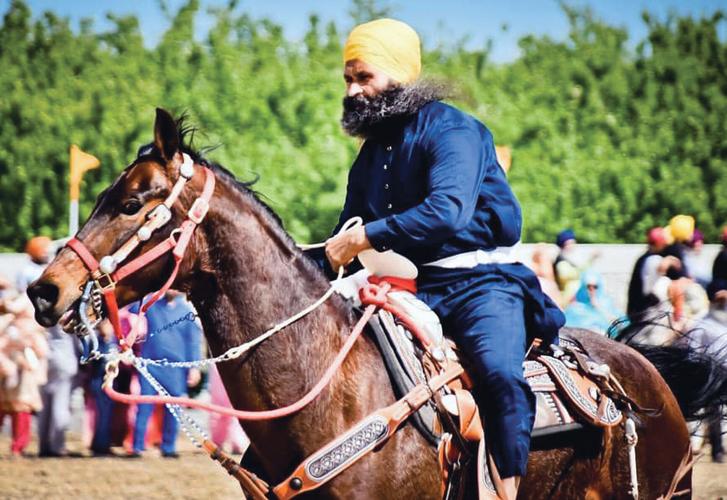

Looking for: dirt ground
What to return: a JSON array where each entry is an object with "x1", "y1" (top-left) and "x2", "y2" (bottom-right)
[{"x1": 0, "y1": 435, "x2": 725, "y2": 499}]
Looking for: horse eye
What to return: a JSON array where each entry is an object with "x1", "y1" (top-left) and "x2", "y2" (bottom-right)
[{"x1": 121, "y1": 199, "x2": 143, "y2": 215}]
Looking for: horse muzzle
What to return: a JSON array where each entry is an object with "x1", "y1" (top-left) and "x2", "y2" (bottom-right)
[
  {"x1": 27, "y1": 248, "x2": 90, "y2": 327},
  {"x1": 27, "y1": 280, "x2": 63, "y2": 326}
]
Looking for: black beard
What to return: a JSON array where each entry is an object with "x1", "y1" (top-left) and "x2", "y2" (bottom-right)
[{"x1": 341, "y1": 81, "x2": 450, "y2": 139}]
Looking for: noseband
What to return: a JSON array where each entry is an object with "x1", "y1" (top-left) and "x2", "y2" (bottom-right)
[{"x1": 65, "y1": 153, "x2": 215, "y2": 350}]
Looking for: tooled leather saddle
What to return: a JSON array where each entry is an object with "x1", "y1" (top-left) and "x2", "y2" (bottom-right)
[
  {"x1": 367, "y1": 291, "x2": 628, "y2": 499},
  {"x1": 368, "y1": 301, "x2": 624, "y2": 441}
]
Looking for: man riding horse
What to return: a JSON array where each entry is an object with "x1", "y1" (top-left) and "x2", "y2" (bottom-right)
[{"x1": 310, "y1": 18, "x2": 565, "y2": 496}]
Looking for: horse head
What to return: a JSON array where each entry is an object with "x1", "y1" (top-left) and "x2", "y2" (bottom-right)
[{"x1": 28, "y1": 108, "x2": 209, "y2": 331}]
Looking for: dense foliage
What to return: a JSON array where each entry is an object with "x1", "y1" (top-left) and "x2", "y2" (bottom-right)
[{"x1": 0, "y1": 0, "x2": 725, "y2": 250}]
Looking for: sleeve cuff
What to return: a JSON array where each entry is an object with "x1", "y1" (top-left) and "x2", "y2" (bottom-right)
[{"x1": 365, "y1": 218, "x2": 395, "y2": 252}]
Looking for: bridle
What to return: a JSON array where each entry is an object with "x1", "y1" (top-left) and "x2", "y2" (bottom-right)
[{"x1": 65, "y1": 152, "x2": 215, "y2": 352}]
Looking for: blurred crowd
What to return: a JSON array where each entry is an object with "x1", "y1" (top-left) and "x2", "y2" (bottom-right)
[
  {"x1": 0, "y1": 237, "x2": 247, "y2": 459},
  {"x1": 529, "y1": 215, "x2": 727, "y2": 336},
  {"x1": 531, "y1": 215, "x2": 727, "y2": 463}
]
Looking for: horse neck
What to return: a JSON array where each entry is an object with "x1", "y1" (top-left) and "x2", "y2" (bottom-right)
[
  {"x1": 189, "y1": 175, "x2": 352, "y2": 364},
  {"x1": 184, "y1": 176, "x2": 377, "y2": 468}
]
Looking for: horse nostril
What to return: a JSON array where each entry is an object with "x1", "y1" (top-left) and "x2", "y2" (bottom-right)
[{"x1": 27, "y1": 282, "x2": 60, "y2": 325}]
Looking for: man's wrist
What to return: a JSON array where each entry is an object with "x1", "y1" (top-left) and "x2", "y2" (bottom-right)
[
  {"x1": 357, "y1": 225, "x2": 372, "y2": 252},
  {"x1": 363, "y1": 219, "x2": 393, "y2": 252}
]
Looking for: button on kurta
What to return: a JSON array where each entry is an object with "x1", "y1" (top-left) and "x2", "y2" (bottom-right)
[
  {"x1": 384, "y1": 183, "x2": 389, "y2": 190},
  {"x1": 383, "y1": 164, "x2": 388, "y2": 170},
  {"x1": 387, "y1": 203, "x2": 393, "y2": 209},
  {"x1": 386, "y1": 145, "x2": 392, "y2": 151}
]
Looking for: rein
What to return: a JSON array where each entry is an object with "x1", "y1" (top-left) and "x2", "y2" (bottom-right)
[{"x1": 103, "y1": 297, "x2": 383, "y2": 421}]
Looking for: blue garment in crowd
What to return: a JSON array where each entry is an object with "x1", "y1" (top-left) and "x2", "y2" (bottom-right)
[
  {"x1": 90, "y1": 334, "x2": 117, "y2": 453},
  {"x1": 311, "y1": 100, "x2": 564, "y2": 478},
  {"x1": 564, "y1": 270, "x2": 624, "y2": 335},
  {"x1": 132, "y1": 295, "x2": 202, "y2": 454}
]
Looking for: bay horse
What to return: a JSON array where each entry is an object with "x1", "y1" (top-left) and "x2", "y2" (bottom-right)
[{"x1": 29, "y1": 109, "x2": 694, "y2": 499}]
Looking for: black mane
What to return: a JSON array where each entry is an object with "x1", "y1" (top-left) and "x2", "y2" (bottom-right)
[{"x1": 169, "y1": 114, "x2": 330, "y2": 282}]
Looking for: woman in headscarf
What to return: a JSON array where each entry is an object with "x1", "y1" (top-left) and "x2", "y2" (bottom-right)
[{"x1": 564, "y1": 270, "x2": 624, "y2": 335}]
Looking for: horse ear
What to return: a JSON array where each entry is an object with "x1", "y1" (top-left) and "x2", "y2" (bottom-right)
[{"x1": 153, "y1": 108, "x2": 180, "y2": 162}]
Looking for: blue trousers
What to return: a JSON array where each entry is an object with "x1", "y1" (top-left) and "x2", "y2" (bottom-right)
[
  {"x1": 133, "y1": 366, "x2": 186, "y2": 454},
  {"x1": 90, "y1": 373, "x2": 114, "y2": 453},
  {"x1": 418, "y1": 266, "x2": 536, "y2": 478}
]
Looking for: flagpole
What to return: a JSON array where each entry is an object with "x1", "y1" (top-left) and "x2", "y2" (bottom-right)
[
  {"x1": 69, "y1": 145, "x2": 100, "y2": 237},
  {"x1": 69, "y1": 199, "x2": 80, "y2": 237}
]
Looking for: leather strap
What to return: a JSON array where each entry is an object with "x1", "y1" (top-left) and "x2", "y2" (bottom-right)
[
  {"x1": 454, "y1": 389, "x2": 482, "y2": 442},
  {"x1": 66, "y1": 237, "x2": 100, "y2": 271},
  {"x1": 367, "y1": 275, "x2": 417, "y2": 293},
  {"x1": 202, "y1": 440, "x2": 270, "y2": 500},
  {"x1": 271, "y1": 363, "x2": 464, "y2": 499}
]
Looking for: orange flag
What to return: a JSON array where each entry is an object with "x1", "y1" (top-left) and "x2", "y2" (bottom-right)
[
  {"x1": 495, "y1": 145, "x2": 512, "y2": 173},
  {"x1": 69, "y1": 145, "x2": 100, "y2": 200}
]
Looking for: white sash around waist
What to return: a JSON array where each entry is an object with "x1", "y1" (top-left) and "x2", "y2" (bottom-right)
[{"x1": 423, "y1": 243, "x2": 521, "y2": 269}]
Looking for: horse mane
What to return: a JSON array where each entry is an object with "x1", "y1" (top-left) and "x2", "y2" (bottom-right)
[
  {"x1": 611, "y1": 313, "x2": 727, "y2": 421},
  {"x1": 169, "y1": 114, "x2": 336, "y2": 287}
]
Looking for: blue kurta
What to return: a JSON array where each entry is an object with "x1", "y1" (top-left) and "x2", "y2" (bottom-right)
[
  {"x1": 335, "y1": 101, "x2": 521, "y2": 263},
  {"x1": 317, "y1": 100, "x2": 564, "y2": 477}
]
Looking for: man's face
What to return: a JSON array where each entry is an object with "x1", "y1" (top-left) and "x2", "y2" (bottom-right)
[{"x1": 343, "y1": 59, "x2": 395, "y2": 99}]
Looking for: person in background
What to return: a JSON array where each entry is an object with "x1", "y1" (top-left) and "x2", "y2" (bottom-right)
[
  {"x1": 87, "y1": 319, "x2": 118, "y2": 456},
  {"x1": 553, "y1": 229, "x2": 578, "y2": 303},
  {"x1": 131, "y1": 290, "x2": 201, "y2": 458},
  {"x1": 0, "y1": 292, "x2": 48, "y2": 457},
  {"x1": 23, "y1": 244, "x2": 83, "y2": 458},
  {"x1": 662, "y1": 215, "x2": 694, "y2": 280},
  {"x1": 16, "y1": 236, "x2": 52, "y2": 291},
  {"x1": 553, "y1": 229, "x2": 598, "y2": 307},
  {"x1": 627, "y1": 227, "x2": 670, "y2": 317},
  {"x1": 208, "y1": 364, "x2": 248, "y2": 454},
  {"x1": 689, "y1": 233, "x2": 727, "y2": 463},
  {"x1": 529, "y1": 244, "x2": 563, "y2": 307},
  {"x1": 564, "y1": 270, "x2": 623, "y2": 335},
  {"x1": 684, "y1": 229, "x2": 712, "y2": 289},
  {"x1": 707, "y1": 227, "x2": 727, "y2": 303},
  {"x1": 37, "y1": 323, "x2": 80, "y2": 457}
]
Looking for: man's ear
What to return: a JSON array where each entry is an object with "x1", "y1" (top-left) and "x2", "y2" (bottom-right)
[{"x1": 153, "y1": 108, "x2": 180, "y2": 162}]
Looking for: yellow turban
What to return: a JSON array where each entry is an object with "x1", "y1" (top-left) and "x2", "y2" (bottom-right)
[
  {"x1": 343, "y1": 18, "x2": 421, "y2": 84},
  {"x1": 668, "y1": 215, "x2": 695, "y2": 243}
]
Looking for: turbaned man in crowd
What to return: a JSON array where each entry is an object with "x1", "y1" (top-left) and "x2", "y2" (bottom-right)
[{"x1": 310, "y1": 18, "x2": 565, "y2": 496}]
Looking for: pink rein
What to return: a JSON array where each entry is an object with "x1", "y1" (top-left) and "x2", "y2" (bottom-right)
[{"x1": 104, "y1": 297, "x2": 381, "y2": 421}]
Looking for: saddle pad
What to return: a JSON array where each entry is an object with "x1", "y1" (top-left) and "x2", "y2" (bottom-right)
[
  {"x1": 368, "y1": 309, "x2": 440, "y2": 445},
  {"x1": 525, "y1": 356, "x2": 623, "y2": 428}
]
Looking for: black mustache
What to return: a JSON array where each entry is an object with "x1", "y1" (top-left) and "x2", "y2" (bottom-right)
[
  {"x1": 342, "y1": 94, "x2": 370, "y2": 112},
  {"x1": 340, "y1": 81, "x2": 451, "y2": 138}
]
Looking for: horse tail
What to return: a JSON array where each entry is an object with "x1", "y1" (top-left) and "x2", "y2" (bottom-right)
[{"x1": 610, "y1": 314, "x2": 727, "y2": 422}]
